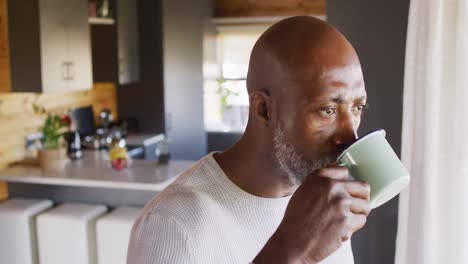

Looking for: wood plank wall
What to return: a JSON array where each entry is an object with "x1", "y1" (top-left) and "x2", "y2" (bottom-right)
[
  {"x1": 215, "y1": 0, "x2": 326, "y2": 17},
  {"x1": 0, "y1": 82, "x2": 118, "y2": 199},
  {"x1": 0, "y1": 181, "x2": 6, "y2": 200},
  {"x1": 0, "y1": 0, "x2": 11, "y2": 92},
  {"x1": 0, "y1": 83, "x2": 117, "y2": 168}
]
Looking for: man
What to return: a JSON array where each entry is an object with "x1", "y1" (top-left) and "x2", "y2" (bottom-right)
[{"x1": 127, "y1": 16, "x2": 371, "y2": 264}]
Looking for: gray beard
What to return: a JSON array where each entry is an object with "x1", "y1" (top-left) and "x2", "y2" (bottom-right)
[{"x1": 273, "y1": 126, "x2": 335, "y2": 186}]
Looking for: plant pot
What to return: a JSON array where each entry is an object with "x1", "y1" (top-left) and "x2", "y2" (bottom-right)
[{"x1": 38, "y1": 148, "x2": 69, "y2": 171}]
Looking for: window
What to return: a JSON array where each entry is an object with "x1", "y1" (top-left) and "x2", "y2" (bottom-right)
[{"x1": 203, "y1": 24, "x2": 269, "y2": 133}]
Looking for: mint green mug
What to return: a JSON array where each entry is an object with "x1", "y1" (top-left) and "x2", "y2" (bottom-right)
[{"x1": 337, "y1": 129, "x2": 410, "y2": 209}]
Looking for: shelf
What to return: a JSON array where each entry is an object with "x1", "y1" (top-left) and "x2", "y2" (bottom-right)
[{"x1": 88, "y1": 17, "x2": 115, "y2": 25}]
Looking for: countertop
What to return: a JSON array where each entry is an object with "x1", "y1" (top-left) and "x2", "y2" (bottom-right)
[{"x1": 0, "y1": 151, "x2": 195, "y2": 191}]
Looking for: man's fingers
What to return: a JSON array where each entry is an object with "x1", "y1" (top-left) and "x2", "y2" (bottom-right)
[
  {"x1": 316, "y1": 166, "x2": 349, "y2": 181},
  {"x1": 349, "y1": 212, "x2": 367, "y2": 233},
  {"x1": 340, "y1": 212, "x2": 368, "y2": 243},
  {"x1": 344, "y1": 181, "x2": 371, "y2": 201},
  {"x1": 349, "y1": 197, "x2": 371, "y2": 216}
]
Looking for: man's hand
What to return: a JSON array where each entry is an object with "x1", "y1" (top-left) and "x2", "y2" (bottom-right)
[{"x1": 254, "y1": 165, "x2": 371, "y2": 263}]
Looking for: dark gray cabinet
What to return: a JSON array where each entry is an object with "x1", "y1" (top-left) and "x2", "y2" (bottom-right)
[
  {"x1": 117, "y1": 0, "x2": 140, "y2": 84},
  {"x1": 90, "y1": 0, "x2": 139, "y2": 85}
]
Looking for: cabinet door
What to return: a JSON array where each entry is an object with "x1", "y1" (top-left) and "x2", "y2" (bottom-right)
[
  {"x1": 39, "y1": 0, "x2": 92, "y2": 92},
  {"x1": 39, "y1": 0, "x2": 68, "y2": 92},
  {"x1": 64, "y1": 0, "x2": 93, "y2": 91},
  {"x1": 117, "y1": 0, "x2": 139, "y2": 84}
]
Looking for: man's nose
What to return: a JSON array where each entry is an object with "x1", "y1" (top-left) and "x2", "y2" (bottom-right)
[{"x1": 333, "y1": 111, "x2": 358, "y2": 147}]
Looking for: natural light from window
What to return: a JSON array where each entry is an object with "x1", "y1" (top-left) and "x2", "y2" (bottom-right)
[{"x1": 203, "y1": 25, "x2": 267, "y2": 133}]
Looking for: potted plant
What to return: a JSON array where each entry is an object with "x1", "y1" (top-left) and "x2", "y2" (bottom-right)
[{"x1": 34, "y1": 105, "x2": 71, "y2": 171}]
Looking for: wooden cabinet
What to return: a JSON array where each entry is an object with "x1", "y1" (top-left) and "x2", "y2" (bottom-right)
[
  {"x1": 0, "y1": 0, "x2": 11, "y2": 92},
  {"x1": 117, "y1": 0, "x2": 139, "y2": 84},
  {"x1": 7, "y1": 0, "x2": 93, "y2": 93},
  {"x1": 215, "y1": 0, "x2": 326, "y2": 17}
]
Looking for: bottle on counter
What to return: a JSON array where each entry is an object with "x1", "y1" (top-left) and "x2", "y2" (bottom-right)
[
  {"x1": 156, "y1": 139, "x2": 170, "y2": 165},
  {"x1": 64, "y1": 116, "x2": 83, "y2": 160}
]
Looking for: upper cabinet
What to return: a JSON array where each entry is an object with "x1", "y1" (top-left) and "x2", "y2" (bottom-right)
[
  {"x1": 90, "y1": 0, "x2": 140, "y2": 86},
  {"x1": 117, "y1": 0, "x2": 140, "y2": 84},
  {"x1": 7, "y1": 0, "x2": 93, "y2": 93},
  {"x1": 39, "y1": 0, "x2": 93, "y2": 92}
]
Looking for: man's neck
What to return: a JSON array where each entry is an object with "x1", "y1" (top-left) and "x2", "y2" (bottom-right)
[{"x1": 214, "y1": 137, "x2": 297, "y2": 198}]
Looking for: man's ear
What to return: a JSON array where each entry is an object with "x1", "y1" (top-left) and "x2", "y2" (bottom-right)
[{"x1": 249, "y1": 90, "x2": 272, "y2": 127}]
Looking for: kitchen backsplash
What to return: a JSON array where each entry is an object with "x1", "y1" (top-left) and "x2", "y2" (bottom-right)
[{"x1": 0, "y1": 82, "x2": 117, "y2": 169}]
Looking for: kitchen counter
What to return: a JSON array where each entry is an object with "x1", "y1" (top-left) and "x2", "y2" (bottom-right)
[{"x1": 0, "y1": 151, "x2": 195, "y2": 192}]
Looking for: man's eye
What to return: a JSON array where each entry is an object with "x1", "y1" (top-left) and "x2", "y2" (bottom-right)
[
  {"x1": 352, "y1": 104, "x2": 369, "y2": 114},
  {"x1": 318, "y1": 108, "x2": 336, "y2": 117}
]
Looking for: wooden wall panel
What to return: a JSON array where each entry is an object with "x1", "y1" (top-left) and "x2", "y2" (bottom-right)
[
  {"x1": 0, "y1": 182, "x2": 7, "y2": 200},
  {"x1": 215, "y1": 0, "x2": 326, "y2": 17},
  {"x1": 0, "y1": 0, "x2": 11, "y2": 92},
  {"x1": 0, "y1": 82, "x2": 117, "y2": 169}
]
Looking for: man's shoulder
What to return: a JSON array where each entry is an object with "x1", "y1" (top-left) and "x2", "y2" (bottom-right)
[
  {"x1": 139, "y1": 156, "x2": 220, "y2": 224},
  {"x1": 148, "y1": 183, "x2": 214, "y2": 216},
  {"x1": 128, "y1": 164, "x2": 226, "y2": 264},
  {"x1": 133, "y1": 185, "x2": 218, "y2": 245}
]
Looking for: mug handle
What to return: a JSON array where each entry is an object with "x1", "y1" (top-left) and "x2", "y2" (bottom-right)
[{"x1": 337, "y1": 152, "x2": 357, "y2": 166}]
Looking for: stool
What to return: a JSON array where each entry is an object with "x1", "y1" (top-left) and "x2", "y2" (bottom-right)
[
  {"x1": 96, "y1": 207, "x2": 142, "y2": 264},
  {"x1": 37, "y1": 203, "x2": 107, "y2": 264},
  {"x1": 0, "y1": 198, "x2": 53, "y2": 264}
]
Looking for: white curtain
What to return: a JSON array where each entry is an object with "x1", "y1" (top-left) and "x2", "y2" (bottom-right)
[{"x1": 395, "y1": 0, "x2": 468, "y2": 264}]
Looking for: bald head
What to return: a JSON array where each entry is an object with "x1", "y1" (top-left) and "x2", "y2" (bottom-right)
[
  {"x1": 221, "y1": 16, "x2": 367, "y2": 190},
  {"x1": 247, "y1": 16, "x2": 360, "y2": 96}
]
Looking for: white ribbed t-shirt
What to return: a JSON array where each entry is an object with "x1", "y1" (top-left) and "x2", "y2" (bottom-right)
[{"x1": 127, "y1": 152, "x2": 354, "y2": 264}]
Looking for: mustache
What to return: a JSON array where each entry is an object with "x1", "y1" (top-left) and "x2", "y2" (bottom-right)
[{"x1": 321, "y1": 150, "x2": 342, "y2": 163}]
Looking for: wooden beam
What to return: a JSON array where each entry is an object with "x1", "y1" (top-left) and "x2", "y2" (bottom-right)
[
  {"x1": 0, "y1": 182, "x2": 7, "y2": 200},
  {"x1": 215, "y1": 0, "x2": 326, "y2": 18},
  {"x1": 0, "y1": 0, "x2": 11, "y2": 92}
]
